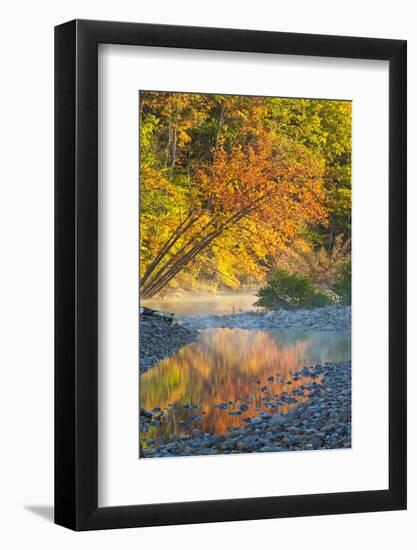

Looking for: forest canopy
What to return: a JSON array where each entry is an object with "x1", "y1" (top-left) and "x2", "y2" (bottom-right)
[{"x1": 139, "y1": 91, "x2": 351, "y2": 299}]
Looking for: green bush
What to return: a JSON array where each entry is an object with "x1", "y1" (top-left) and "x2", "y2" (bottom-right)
[
  {"x1": 332, "y1": 261, "x2": 351, "y2": 304},
  {"x1": 255, "y1": 269, "x2": 332, "y2": 311}
]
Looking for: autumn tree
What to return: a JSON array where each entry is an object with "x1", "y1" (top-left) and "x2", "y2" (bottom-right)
[
  {"x1": 139, "y1": 91, "x2": 351, "y2": 297},
  {"x1": 140, "y1": 129, "x2": 326, "y2": 298},
  {"x1": 267, "y1": 98, "x2": 352, "y2": 249}
]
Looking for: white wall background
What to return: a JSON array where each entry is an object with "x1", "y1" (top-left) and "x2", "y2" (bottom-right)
[{"x1": 0, "y1": 0, "x2": 414, "y2": 548}]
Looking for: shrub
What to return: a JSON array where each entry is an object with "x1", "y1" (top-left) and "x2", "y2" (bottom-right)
[
  {"x1": 255, "y1": 269, "x2": 332, "y2": 311},
  {"x1": 332, "y1": 261, "x2": 351, "y2": 304}
]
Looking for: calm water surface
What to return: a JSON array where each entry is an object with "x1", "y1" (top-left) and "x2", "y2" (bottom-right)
[{"x1": 140, "y1": 328, "x2": 351, "y2": 445}]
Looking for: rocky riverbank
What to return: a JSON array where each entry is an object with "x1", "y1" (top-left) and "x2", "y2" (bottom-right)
[
  {"x1": 180, "y1": 305, "x2": 351, "y2": 332},
  {"x1": 139, "y1": 308, "x2": 198, "y2": 374},
  {"x1": 140, "y1": 360, "x2": 351, "y2": 457}
]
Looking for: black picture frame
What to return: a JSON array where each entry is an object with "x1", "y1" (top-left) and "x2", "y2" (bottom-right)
[{"x1": 55, "y1": 19, "x2": 407, "y2": 531}]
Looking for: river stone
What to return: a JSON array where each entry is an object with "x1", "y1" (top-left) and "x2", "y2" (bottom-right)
[{"x1": 270, "y1": 413, "x2": 286, "y2": 426}]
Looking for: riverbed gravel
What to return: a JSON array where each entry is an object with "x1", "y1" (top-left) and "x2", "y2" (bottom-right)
[
  {"x1": 140, "y1": 360, "x2": 351, "y2": 457},
  {"x1": 139, "y1": 313, "x2": 198, "y2": 374},
  {"x1": 180, "y1": 305, "x2": 351, "y2": 332}
]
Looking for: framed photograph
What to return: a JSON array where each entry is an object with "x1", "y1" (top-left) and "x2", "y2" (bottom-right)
[{"x1": 55, "y1": 19, "x2": 406, "y2": 530}]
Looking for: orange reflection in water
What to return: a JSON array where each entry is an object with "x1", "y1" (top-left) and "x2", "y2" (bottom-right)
[{"x1": 140, "y1": 328, "x2": 350, "y2": 444}]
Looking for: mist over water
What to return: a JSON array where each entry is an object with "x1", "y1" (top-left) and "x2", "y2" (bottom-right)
[{"x1": 142, "y1": 291, "x2": 259, "y2": 317}]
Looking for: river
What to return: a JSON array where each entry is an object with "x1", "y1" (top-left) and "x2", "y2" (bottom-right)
[{"x1": 140, "y1": 294, "x2": 351, "y2": 449}]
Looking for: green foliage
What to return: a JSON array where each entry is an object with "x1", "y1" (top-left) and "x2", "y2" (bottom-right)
[
  {"x1": 332, "y1": 261, "x2": 351, "y2": 304},
  {"x1": 255, "y1": 269, "x2": 332, "y2": 311}
]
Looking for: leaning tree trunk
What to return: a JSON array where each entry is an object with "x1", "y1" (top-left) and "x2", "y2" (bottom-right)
[{"x1": 140, "y1": 191, "x2": 274, "y2": 298}]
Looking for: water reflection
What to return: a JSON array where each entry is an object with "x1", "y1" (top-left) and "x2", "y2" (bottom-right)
[{"x1": 140, "y1": 328, "x2": 351, "y2": 445}]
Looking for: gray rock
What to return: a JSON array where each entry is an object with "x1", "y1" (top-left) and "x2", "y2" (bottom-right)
[{"x1": 270, "y1": 413, "x2": 286, "y2": 426}]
